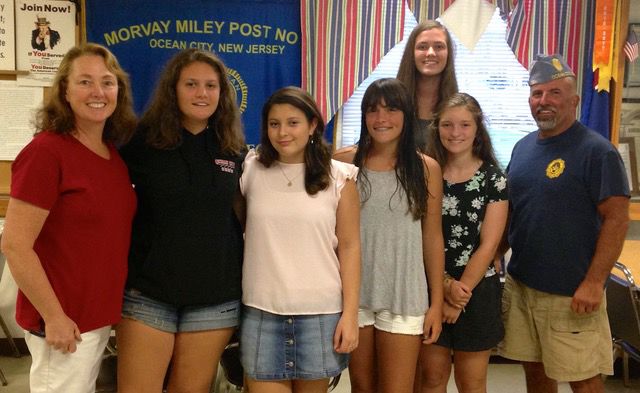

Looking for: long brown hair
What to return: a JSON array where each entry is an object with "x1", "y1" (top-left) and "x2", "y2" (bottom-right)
[
  {"x1": 397, "y1": 20, "x2": 458, "y2": 115},
  {"x1": 34, "y1": 43, "x2": 136, "y2": 144},
  {"x1": 140, "y1": 49, "x2": 245, "y2": 154},
  {"x1": 258, "y1": 86, "x2": 331, "y2": 195},
  {"x1": 426, "y1": 92, "x2": 499, "y2": 169},
  {"x1": 354, "y1": 78, "x2": 427, "y2": 220}
]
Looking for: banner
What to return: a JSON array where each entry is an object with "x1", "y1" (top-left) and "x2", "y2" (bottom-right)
[
  {"x1": 15, "y1": 0, "x2": 76, "y2": 86},
  {"x1": 592, "y1": 0, "x2": 616, "y2": 92},
  {"x1": 86, "y1": 0, "x2": 301, "y2": 145},
  {"x1": 593, "y1": 0, "x2": 614, "y2": 65}
]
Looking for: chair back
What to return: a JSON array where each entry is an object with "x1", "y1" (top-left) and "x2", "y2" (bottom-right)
[{"x1": 607, "y1": 261, "x2": 640, "y2": 351}]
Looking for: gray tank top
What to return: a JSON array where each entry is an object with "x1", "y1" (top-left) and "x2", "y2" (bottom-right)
[{"x1": 359, "y1": 169, "x2": 428, "y2": 316}]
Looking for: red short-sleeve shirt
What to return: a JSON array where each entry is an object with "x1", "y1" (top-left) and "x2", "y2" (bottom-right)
[{"x1": 11, "y1": 132, "x2": 136, "y2": 333}]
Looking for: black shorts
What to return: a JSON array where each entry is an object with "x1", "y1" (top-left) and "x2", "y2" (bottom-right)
[{"x1": 436, "y1": 273, "x2": 504, "y2": 352}]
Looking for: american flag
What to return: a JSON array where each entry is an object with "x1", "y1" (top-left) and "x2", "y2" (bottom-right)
[{"x1": 624, "y1": 28, "x2": 639, "y2": 63}]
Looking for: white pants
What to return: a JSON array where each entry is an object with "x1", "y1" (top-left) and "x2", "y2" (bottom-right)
[{"x1": 25, "y1": 325, "x2": 111, "y2": 393}]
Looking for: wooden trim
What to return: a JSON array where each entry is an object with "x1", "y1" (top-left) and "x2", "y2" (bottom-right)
[
  {"x1": 0, "y1": 161, "x2": 9, "y2": 214},
  {"x1": 631, "y1": 202, "x2": 640, "y2": 221},
  {"x1": 80, "y1": 0, "x2": 87, "y2": 44},
  {"x1": 619, "y1": 240, "x2": 640, "y2": 282},
  {"x1": 0, "y1": 70, "x2": 29, "y2": 75}
]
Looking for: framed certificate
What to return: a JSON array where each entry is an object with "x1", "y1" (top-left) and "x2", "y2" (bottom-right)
[{"x1": 619, "y1": 137, "x2": 639, "y2": 195}]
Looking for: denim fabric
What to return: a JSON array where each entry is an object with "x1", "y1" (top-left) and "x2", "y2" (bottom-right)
[
  {"x1": 240, "y1": 306, "x2": 348, "y2": 380},
  {"x1": 121, "y1": 288, "x2": 239, "y2": 333}
]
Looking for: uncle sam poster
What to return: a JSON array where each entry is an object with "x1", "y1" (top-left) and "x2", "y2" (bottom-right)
[{"x1": 16, "y1": 0, "x2": 75, "y2": 86}]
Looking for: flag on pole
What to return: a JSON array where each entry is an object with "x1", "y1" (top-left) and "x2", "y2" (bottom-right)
[{"x1": 624, "y1": 28, "x2": 639, "y2": 63}]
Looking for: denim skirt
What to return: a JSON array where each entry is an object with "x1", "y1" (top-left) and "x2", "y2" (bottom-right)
[{"x1": 240, "y1": 306, "x2": 349, "y2": 380}]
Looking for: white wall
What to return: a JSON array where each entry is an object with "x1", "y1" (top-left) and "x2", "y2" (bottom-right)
[
  {"x1": 0, "y1": 234, "x2": 24, "y2": 338},
  {"x1": 631, "y1": 0, "x2": 640, "y2": 22}
]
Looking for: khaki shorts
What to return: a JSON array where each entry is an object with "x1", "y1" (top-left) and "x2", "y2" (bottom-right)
[{"x1": 497, "y1": 275, "x2": 613, "y2": 382}]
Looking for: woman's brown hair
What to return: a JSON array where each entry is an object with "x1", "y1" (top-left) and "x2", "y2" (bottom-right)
[
  {"x1": 258, "y1": 86, "x2": 331, "y2": 195},
  {"x1": 397, "y1": 20, "x2": 458, "y2": 115},
  {"x1": 426, "y1": 92, "x2": 499, "y2": 169},
  {"x1": 139, "y1": 49, "x2": 245, "y2": 154},
  {"x1": 34, "y1": 43, "x2": 137, "y2": 144}
]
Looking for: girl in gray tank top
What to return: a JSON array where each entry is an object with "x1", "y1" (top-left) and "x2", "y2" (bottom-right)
[{"x1": 334, "y1": 78, "x2": 445, "y2": 393}]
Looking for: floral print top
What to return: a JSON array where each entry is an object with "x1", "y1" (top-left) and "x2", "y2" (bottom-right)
[{"x1": 442, "y1": 162, "x2": 508, "y2": 279}]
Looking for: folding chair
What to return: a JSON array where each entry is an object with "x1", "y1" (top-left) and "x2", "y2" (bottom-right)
[
  {"x1": 607, "y1": 261, "x2": 640, "y2": 387},
  {"x1": 0, "y1": 362, "x2": 5, "y2": 386}
]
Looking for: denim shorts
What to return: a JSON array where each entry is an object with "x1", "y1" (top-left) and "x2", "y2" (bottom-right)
[
  {"x1": 240, "y1": 306, "x2": 348, "y2": 380},
  {"x1": 121, "y1": 288, "x2": 240, "y2": 333}
]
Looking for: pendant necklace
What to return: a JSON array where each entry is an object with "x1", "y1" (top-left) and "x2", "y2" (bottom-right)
[{"x1": 278, "y1": 163, "x2": 303, "y2": 186}]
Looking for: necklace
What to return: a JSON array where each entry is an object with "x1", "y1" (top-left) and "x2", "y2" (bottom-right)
[{"x1": 278, "y1": 163, "x2": 303, "y2": 186}]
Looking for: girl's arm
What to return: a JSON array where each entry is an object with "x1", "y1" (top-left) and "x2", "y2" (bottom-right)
[
  {"x1": 456, "y1": 200, "x2": 508, "y2": 292},
  {"x1": 332, "y1": 145, "x2": 357, "y2": 164},
  {"x1": 333, "y1": 178, "x2": 361, "y2": 353},
  {"x1": 1, "y1": 198, "x2": 82, "y2": 353},
  {"x1": 420, "y1": 154, "x2": 445, "y2": 344}
]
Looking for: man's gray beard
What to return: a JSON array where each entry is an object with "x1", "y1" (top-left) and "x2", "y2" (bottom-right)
[{"x1": 536, "y1": 118, "x2": 556, "y2": 131}]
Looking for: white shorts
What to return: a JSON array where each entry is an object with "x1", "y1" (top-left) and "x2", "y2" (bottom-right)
[
  {"x1": 25, "y1": 325, "x2": 111, "y2": 393},
  {"x1": 358, "y1": 308, "x2": 424, "y2": 335}
]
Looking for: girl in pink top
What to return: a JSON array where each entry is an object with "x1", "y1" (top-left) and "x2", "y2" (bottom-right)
[{"x1": 240, "y1": 86, "x2": 361, "y2": 393}]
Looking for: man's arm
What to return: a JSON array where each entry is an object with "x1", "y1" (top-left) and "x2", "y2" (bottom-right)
[{"x1": 571, "y1": 195, "x2": 629, "y2": 314}]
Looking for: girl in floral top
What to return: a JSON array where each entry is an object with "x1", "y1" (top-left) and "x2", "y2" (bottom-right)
[{"x1": 417, "y1": 93, "x2": 508, "y2": 393}]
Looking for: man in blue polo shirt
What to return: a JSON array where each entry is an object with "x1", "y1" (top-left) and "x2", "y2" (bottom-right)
[{"x1": 498, "y1": 54, "x2": 630, "y2": 393}]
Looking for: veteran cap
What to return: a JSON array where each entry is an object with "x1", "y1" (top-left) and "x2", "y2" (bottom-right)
[{"x1": 528, "y1": 54, "x2": 575, "y2": 86}]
